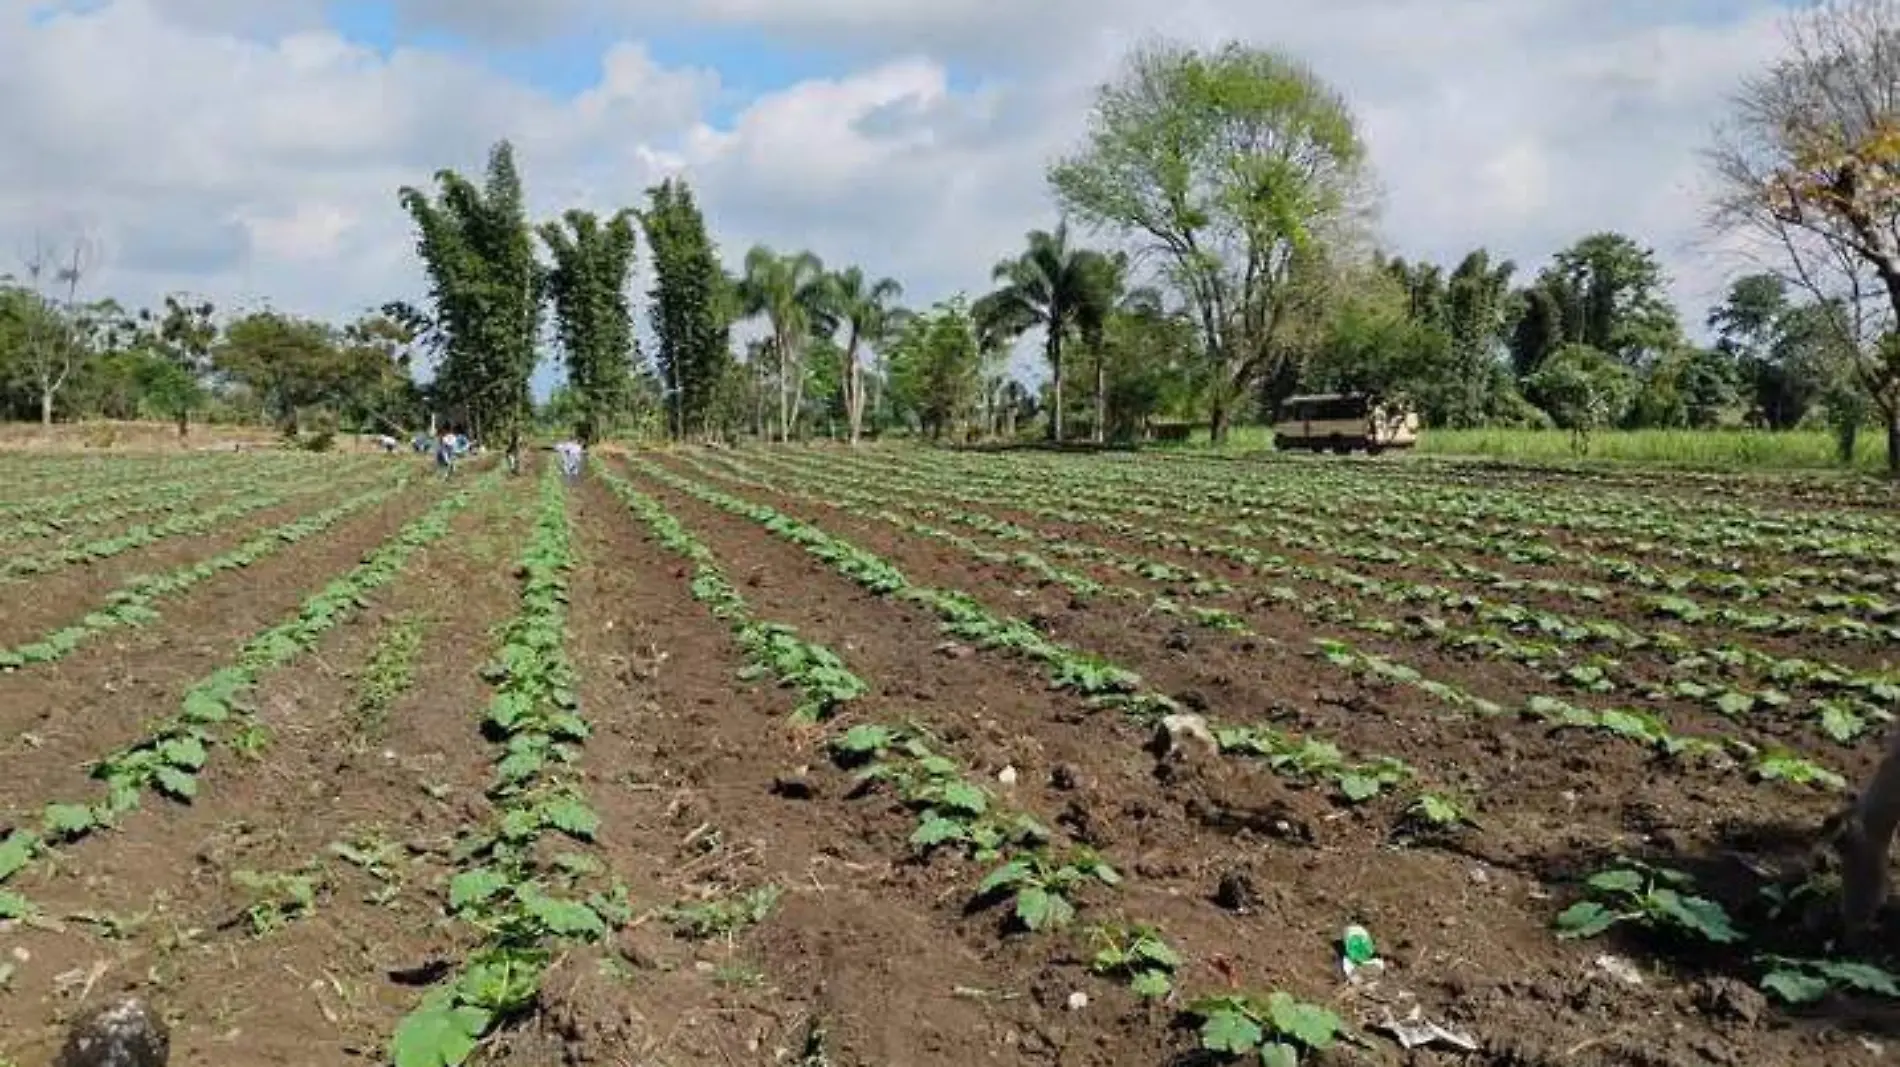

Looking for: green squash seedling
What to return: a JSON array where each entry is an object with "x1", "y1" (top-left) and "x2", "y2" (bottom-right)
[
  {"x1": 1188, "y1": 990, "x2": 1342, "y2": 1066},
  {"x1": 1555, "y1": 859, "x2": 1741, "y2": 944},
  {"x1": 1088, "y1": 922, "x2": 1181, "y2": 997}
]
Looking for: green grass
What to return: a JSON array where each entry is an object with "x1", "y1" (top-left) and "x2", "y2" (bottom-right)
[
  {"x1": 1415, "y1": 428, "x2": 1883, "y2": 473},
  {"x1": 1158, "y1": 424, "x2": 1888, "y2": 475}
]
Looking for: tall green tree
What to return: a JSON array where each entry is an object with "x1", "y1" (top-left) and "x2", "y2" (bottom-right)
[
  {"x1": 398, "y1": 139, "x2": 542, "y2": 449},
  {"x1": 1381, "y1": 256, "x2": 1447, "y2": 328},
  {"x1": 738, "y1": 245, "x2": 832, "y2": 441},
  {"x1": 973, "y1": 222, "x2": 1114, "y2": 443},
  {"x1": 215, "y1": 310, "x2": 399, "y2": 431},
  {"x1": 1708, "y1": 274, "x2": 1831, "y2": 429},
  {"x1": 641, "y1": 178, "x2": 730, "y2": 439},
  {"x1": 1525, "y1": 343, "x2": 1636, "y2": 454},
  {"x1": 1073, "y1": 250, "x2": 1162, "y2": 442},
  {"x1": 135, "y1": 294, "x2": 216, "y2": 436},
  {"x1": 1438, "y1": 250, "x2": 1517, "y2": 426},
  {"x1": 337, "y1": 312, "x2": 427, "y2": 433},
  {"x1": 1091, "y1": 299, "x2": 1203, "y2": 441},
  {"x1": 1049, "y1": 40, "x2": 1370, "y2": 442},
  {"x1": 539, "y1": 209, "x2": 639, "y2": 445},
  {"x1": 1538, "y1": 233, "x2": 1681, "y2": 366},
  {"x1": 887, "y1": 297, "x2": 981, "y2": 440},
  {"x1": 826, "y1": 266, "x2": 904, "y2": 445},
  {"x1": 1305, "y1": 262, "x2": 1447, "y2": 402},
  {"x1": 1508, "y1": 285, "x2": 1566, "y2": 378}
]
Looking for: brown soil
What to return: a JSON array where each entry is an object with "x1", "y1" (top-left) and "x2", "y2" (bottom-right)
[
  {"x1": 680, "y1": 450, "x2": 1879, "y2": 784},
  {"x1": 0, "y1": 474, "x2": 525, "y2": 1063},
  {"x1": 0, "y1": 477, "x2": 448, "y2": 817},
  {"x1": 1, "y1": 450, "x2": 1895, "y2": 1067},
  {"x1": 738, "y1": 447, "x2": 1896, "y2": 758},
  {"x1": 622, "y1": 452, "x2": 1886, "y2": 1067},
  {"x1": 0, "y1": 419, "x2": 288, "y2": 453},
  {"x1": 0, "y1": 465, "x2": 407, "y2": 647}
]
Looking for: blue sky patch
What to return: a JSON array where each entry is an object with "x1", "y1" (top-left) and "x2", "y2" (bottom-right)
[{"x1": 320, "y1": 0, "x2": 955, "y2": 126}]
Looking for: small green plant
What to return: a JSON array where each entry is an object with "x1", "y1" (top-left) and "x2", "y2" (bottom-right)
[
  {"x1": 231, "y1": 721, "x2": 271, "y2": 759},
  {"x1": 353, "y1": 612, "x2": 424, "y2": 738},
  {"x1": 1404, "y1": 793, "x2": 1472, "y2": 831},
  {"x1": 390, "y1": 945, "x2": 544, "y2": 1067},
  {"x1": 712, "y1": 961, "x2": 767, "y2": 988},
  {"x1": 1554, "y1": 859, "x2": 1741, "y2": 944},
  {"x1": 1088, "y1": 922, "x2": 1180, "y2": 997},
  {"x1": 1751, "y1": 749, "x2": 1847, "y2": 790},
  {"x1": 838, "y1": 723, "x2": 1049, "y2": 861},
  {"x1": 666, "y1": 885, "x2": 782, "y2": 940},
  {"x1": 735, "y1": 622, "x2": 867, "y2": 722},
  {"x1": 330, "y1": 833, "x2": 406, "y2": 904},
  {"x1": 974, "y1": 848, "x2": 1120, "y2": 932},
  {"x1": 231, "y1": 868, "x2": 318, "y2": 935},
  {"x1": 1188, "y1": 990, "x2": 1342, "y2": 1066},
  {"x1": 1759, "y1": 956, "x2": 1900, "y2": 1004}
]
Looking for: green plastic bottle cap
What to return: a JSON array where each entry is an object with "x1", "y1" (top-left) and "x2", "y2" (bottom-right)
[{"x1": 1342, "y1": 924, "x2": 1376, "y2": 964}]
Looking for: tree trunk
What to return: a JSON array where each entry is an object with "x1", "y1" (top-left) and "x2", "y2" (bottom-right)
[
  {"x1": 669, "y1": 362, "x2": 682, "y2": 440},
  {"x1": 848, "y1": 360, "x2": 864, "y2": 444},
  {"x1": 1048, "y1": 331, "x2": 1063, "y2": 444},
  {"x1": 790, "y1": 351, "x2": 807, "y2": 441},
  {"x1": 1887, "y1": 408, "x2": 1900, "y2": 478},
  {"x1": 777, "y1": 338, "x2": 792, "y2": 443},
  {"x1": 845, "y1": 335, "x2": 863, "y2": 446},
  {"x1": 1093, "y1": 350, "x2": 1105, "y2": 444},
  {"x1": 1210, "y1": 395, "x2": 1229, "y2": 445},
  {"x1": 39, "y1": 389, "x2": 53, "y2": 426}
]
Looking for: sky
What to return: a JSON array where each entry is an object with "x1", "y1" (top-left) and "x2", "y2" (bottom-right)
[{"x1": 0, "y1": 0, "x2": 1809, "y2": 394}]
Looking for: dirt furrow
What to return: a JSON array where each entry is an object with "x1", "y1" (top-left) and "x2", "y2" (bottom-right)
[
  {"x1": 0, "y1": 466, "x2": 406, "y2": 648},
  {"x1": 617, "y1": 460, "x2": 1842, "y2": 1067},
  {"x1": 0, "y1": 478, "x2": 449, "y2": 817},
  {"x1": 0, "y1": 476, "x2": 529, "y2": 1064}
]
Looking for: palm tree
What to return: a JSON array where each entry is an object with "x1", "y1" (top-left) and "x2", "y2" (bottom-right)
[
  {"x1": 976, "y1": 223, "x2": 1116, "y2": 443},
  {"x1": 1072, "y1": 251, "x2": 1165, "y2": 443},
  {"x1": 738, "y1": 245, "x2": 832, "y2": 441},
  {"x1": 828, "y1": 266, "x2": 904, "y2": 445}
]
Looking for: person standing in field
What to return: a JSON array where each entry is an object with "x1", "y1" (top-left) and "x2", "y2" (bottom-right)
[
  {"x1": 436, "y1": 431, "x2": 457, "y2": 478},
  {"x1": 555, "y1": 440, "x2": 584, "y2": 481}
]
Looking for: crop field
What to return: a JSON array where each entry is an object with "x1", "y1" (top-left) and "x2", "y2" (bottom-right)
[{"x1": 3, "y1": 444, "x2": 1900, "y2": 1066}]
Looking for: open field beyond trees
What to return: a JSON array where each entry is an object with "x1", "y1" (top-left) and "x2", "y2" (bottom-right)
[{"x1": 1, "y1": 445, "x2": 1898, "y2": 1066}]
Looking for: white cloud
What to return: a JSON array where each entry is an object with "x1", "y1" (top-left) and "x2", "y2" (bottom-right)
[{"x1": 0, "y1": 0, "x2": 1812, "y2": 371}]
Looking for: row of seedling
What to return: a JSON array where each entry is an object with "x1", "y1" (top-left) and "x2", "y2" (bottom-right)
[
  {"x1": 0, "y1": 475, "x2": 419, "y2": 670},
  {"x1": 603, "y1": 459, "x2": 1342, "y2": 1065},
  {"x1": 625, "y1": 458, "x2": 1420, "y2": 808},
  {"x1": 0, "y1": 476, "x2": 489, "y2": 921},
  {"x1": 389, "y1": 466, "x2": 629, "y2": 1067}
]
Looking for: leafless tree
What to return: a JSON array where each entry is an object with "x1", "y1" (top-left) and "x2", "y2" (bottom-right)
[
  {"x1": 18, "y1": 232, "x2": 95, "y2": 426},
  {"x1": 1707, "y1": 0, "x2": 1900, "y2": 472}
]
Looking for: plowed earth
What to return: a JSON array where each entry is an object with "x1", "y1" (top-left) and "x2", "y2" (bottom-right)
[{"x1": 1, "y1": 445, "x2": 1897, "y2": 1067}]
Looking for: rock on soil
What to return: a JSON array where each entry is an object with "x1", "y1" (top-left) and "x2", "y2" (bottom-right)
[{"x1": 56, "y1": 997, "x2": 169, "y2": 1067}]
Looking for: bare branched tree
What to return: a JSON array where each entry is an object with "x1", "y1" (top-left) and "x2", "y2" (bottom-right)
[
  {"x1": 1707, "y1": 0, "x2": 1900, "y2": 472},
  {"x1": 18, "y1": 233, "x2": 95, "y2": 426}
]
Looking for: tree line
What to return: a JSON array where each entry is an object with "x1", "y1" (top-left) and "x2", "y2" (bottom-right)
[
  {"x1": 9, "y1": 0, "x2": 1900, "y2": 471},
  {"x1": 389, "y1": 0, "x2": 1900, "y2": 470},
  {"x1": 0, "y1": 234, "x2": 422, "y2": 445}
]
